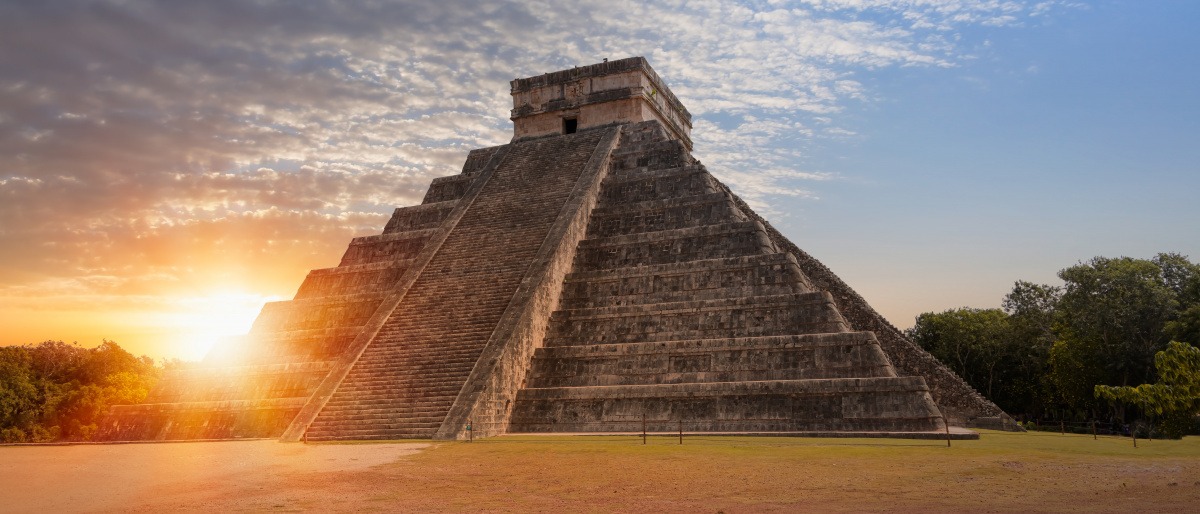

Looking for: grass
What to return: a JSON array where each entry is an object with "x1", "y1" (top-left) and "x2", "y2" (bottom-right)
[
  {"x1": 343, "y1": 431, "x2": 1199, "y2": 512},
  {"x1": 5, "y1": 430, "x2": 1195, "y2": 512}
]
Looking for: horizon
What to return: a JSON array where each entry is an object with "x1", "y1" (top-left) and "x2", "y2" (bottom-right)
[{"x1": 2, "y1": 1, "x2": 1197, "y2": 361}]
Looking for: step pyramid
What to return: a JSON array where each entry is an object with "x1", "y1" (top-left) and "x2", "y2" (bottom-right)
[{"x1": 98, "y1": 57, "x2": 1016, "y2": 442}]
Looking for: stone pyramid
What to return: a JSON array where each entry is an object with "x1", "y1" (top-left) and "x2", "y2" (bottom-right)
[{"x1": 99, "y1": 57, "x2": 1015, "y2": 442}]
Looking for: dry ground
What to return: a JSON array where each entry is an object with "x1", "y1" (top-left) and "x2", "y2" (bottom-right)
[{"x1": 1, "y1": 431, "x2": 1198, "y2": 513}]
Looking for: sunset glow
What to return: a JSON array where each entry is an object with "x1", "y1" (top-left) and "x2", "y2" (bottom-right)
[
  {"x1": 156, "y1": 292, "x2": 283, "y2": 362},
  {"x1": 2, "y1": 1, "x2": 1198, "y2": 362}
]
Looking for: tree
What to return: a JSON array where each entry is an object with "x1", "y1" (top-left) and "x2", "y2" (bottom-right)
[
  {"x1": 1164, "y1": 304, "x2": 1200, "y2": 347},
  {"x1": 0, "y1": 340, "x2": 160, "y2": 442},
  {"x1": 1054, "y1": 257, "x2": 1177, "y2": 389},
  {"x1": 0, "y1": 347, "x2": 39, "y2": 436},
  {"x1": 1153, "y1": 252, "x2": 1200, "y2": 306},
  {"x1": 908, "y1": 308, "x2": 1017, "y2": 411},
  {"x1": 1096, "y1": 341, "x2": 1200, "y2": 438},
  {"x1": 1001, "y1": 281, "x2": 1060, "y2": 416}
]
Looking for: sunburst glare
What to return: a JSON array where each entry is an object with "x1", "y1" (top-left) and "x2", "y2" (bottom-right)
[{"x1": 158, "y1": 292, "x2": 283, "y2": 362}]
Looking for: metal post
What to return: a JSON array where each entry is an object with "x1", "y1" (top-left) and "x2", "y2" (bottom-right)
[
  {"x1": 678, "y1": 419, "x2": 682, "y2": 445},
  {"x1": 642, "y1": 412, "x2": 647, "y2": 445}
]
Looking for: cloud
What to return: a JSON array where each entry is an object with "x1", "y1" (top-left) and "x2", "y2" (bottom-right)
[{"x1": 0, "y1": 0, "x2": 1071, "y2": 351}]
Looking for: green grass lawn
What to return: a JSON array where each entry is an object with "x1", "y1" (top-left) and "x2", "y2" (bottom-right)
[{"x1": 347, "y1": 431, "x2": 1199, "y2": 512}]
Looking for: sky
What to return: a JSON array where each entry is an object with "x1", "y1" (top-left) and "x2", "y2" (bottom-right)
[{"x1": 1, "y1": 0, "x2": 1197, "y2": 361}]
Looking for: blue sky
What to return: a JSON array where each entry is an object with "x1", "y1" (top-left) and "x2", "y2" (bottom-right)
[
  {"x1": 786, "y1": 0, "x2": 1200, "y2": 321},
  {"x1": 1, "y1": 0, "x2": 1197, "y2": 359}
]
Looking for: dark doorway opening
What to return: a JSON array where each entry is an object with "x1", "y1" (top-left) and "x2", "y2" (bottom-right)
[{"x1": 563, "y1": 118, "x2": 578, "y2": 134}]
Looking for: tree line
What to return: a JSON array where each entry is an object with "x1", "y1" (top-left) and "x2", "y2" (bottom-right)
[
  {"x1": 0, "y1": 340, "x2": 165, "y2": 442},
  {"x1": 907, "y1": 252, "x2": 1200, "y2": 438}
]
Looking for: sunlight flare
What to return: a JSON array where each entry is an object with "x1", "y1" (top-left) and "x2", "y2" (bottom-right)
[{"x1": 159, "y1": 291, "x2": 281, "y2": 361}]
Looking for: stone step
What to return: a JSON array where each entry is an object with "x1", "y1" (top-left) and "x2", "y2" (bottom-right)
[
  {"x1": 608, "y1": 139, "x2": 692, "y2": 172},
  {"x1": 509, "y1": 377, "x2": 943, "y2": 434},
  {"x1": 294, "y1": 259, "x2": 417, "y2": 299},
  {"x1": 251, "y1": 294, "x2": 387, "y2": 333},
  {"x1": 338, "y1": 229, "x2": 439, "y2": 267},
  {"x1": 544, "y1": 292, "x2": 849, "y2": 346},
  {"x1": 325, "y1": 395, "x2": 457, "y2": 406},
  {"x1": 573, "y1": 221, "x2": 776, "y2": 271},
  {"x1": 304, "y1": 428, "x2": 438, "y2": 441},
  {"x1": 316, "y1": 400, "x2": 454, "y2": 412},
  {"x1": 560, "y1": 252, "x2": 808, "y2": 309},
  {"x1": 304, "y1": 410, "x2": 446, "y2": 422},
  {"x1": 598, "y1": 166, "x2": 717, "y2": 205},
  {"x1": 586, "y1": 192, "x2": 747, "y2": 238},
  {"x1": 330, "y1": 383, "x2": 465, "y2": 396},
  {"x1": 421, "y1": 174, "x2": 478, "y2": 204},
  {"x1": 348, "y1": 355, "x2": 480, "y2": 369},
  {"x1": 527, "y1": 332, "x2": 896, "y2": 387},
  {"x1": 382, "y1": 200, "x2": 457, "y2": 234}
]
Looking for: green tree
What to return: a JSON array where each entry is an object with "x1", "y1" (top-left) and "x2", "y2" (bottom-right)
[
  {"x1": 0, "y1": 347, "x2": 39, "y2": 437},
  {"x1": 1153, "y1": 252, "x2": 1200, "y2": 306},
  {"x1": 908, "y1": 308, "x2": 1014, "y2": 409},
  {"x1": 0, "y1": 340, "x2": 160, "y2": 442},
  {"x1": 1001, "y1": 281, "x2": 1060, "y2": 416},
  {"x1": 1096, "y1": 341, "x2": 1200, "y2": 438},
  {"x1": 1164, "y1": 304, "x2": 1200, "y2": 346},
  {"x1": 1054, "y1": 257, "x2": 1177, "y2": 389}
]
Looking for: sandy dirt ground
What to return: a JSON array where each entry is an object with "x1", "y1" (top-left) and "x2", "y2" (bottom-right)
[
  {"x1": 0, "y1": 440, "x2": 428, "y2": 512},
  {"x1": 1, "y1": 433, "x2": 1198, "y2": 513}
]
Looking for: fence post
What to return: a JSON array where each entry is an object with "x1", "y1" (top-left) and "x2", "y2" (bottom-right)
[
  {"x1": 468, "y1": 418, "x2": 473, "y2": 442},
  {"x1": 678, "y1": 419, "x2": 682, "y2": 445},
  {"x1": 944, "y1": 417, "x2": 951, "y2": 448},
  {"x1": 1060, "y1": 420, "x2": 1065, "y2": 435},
  {"x1": 1092, "y1": 420, "x2": 1097, "y2": 440},
  {"x1": 642, "y1": 412, "x2": 646, "y2": 445}
]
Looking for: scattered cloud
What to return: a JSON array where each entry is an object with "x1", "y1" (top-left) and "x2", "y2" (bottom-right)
[{"x1": 0, "y1": 0, "x2": 1070, "y2": 353}]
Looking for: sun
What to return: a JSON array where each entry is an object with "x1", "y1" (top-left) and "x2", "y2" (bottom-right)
[{"x1": 165, "y1": 291, "x2": 282, "y2": 362}]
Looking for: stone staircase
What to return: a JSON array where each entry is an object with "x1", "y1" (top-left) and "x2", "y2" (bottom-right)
[
  {"x1": 303, "y1": 129, "x2": 612, "y2": 440},
  {"x1": 509, "y1": 122, "x2": 945, "y2": 434},
  {"x1": 94, "y1": 147, "x2": 488, "y2": 441}
]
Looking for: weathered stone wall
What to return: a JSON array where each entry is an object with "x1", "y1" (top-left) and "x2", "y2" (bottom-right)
[
  {"x1": 528, "y1": 333, "x2": 896, "y2": 388},
  {"x1": 511, "y1": 57, "x2": 693, "y2": 149},
  {"x1": 336, "y1": 229, "x2": 437, "y2": 267},
  {"x1": 559, "y1": 254, "x2": 809, "y2": 308},
  {"x1": 293, "y1": 261, "x2": 413, "y2": 299},
  {"x1": 507, "y1": 120, "x2": 953, "y2": 437},
  {"x1": 382, "y1": 201, "x2": 456, "y2": 234},
  {"x1": 510, "y1": 377, "x2": 943, "y2": 434},
  {"x1": 716, "y1": 183, "x2": 1020, "y2": 430}
]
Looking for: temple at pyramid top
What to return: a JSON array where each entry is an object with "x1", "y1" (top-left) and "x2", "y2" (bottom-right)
[{"x1": 510, "y1": 56, "x2": 693, "y2": 149}]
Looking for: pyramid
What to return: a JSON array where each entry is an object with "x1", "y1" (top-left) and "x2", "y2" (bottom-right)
[{"x1": 99, "y1": 57, "x2": 1016, "y2": 442}]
